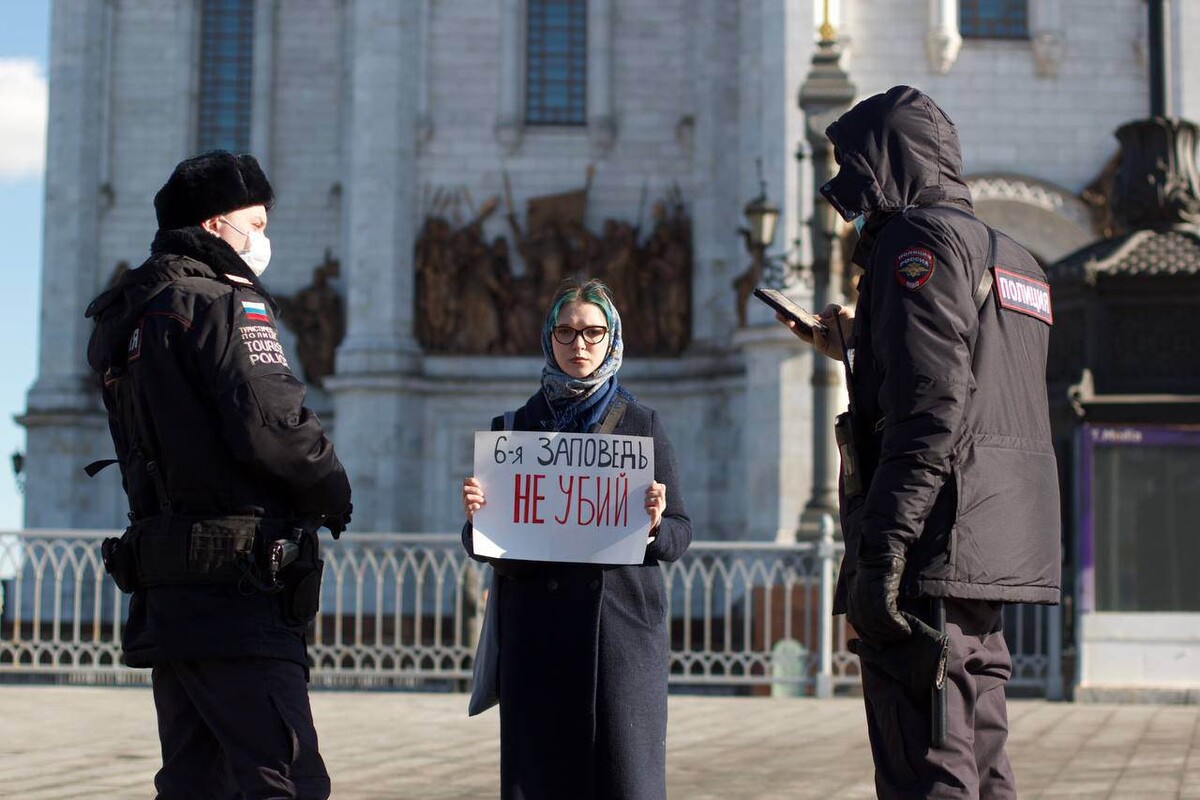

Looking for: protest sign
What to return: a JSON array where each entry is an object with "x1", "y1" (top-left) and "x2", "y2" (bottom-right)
[{"x1": 472, "y1": 430, "x2": 655, "y2": 564}]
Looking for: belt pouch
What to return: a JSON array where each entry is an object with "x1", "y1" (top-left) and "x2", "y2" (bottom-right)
[
  {"x1": 187, "y1": 517, "x2": 259, "y2": 581},
  {"x1": 101, "y1": 530, "x2": 140, "y2": 593},
  {"x1": 281, "y1": 530, "x2": 323, "y2": 625},
  {"x1": 134, "y1": 516, "x2": 260, "y2": 586}
]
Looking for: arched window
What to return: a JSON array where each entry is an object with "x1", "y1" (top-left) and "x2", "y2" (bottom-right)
[
  {"x1": 960, "y1": 0, "x2": 1027, "y2": 39},
  {"x1": 525, "y1": 0, "x2": 587, "y2": 126},
  {"x1": 197, "y1": 0, "x2": 255, "y2": 152}
]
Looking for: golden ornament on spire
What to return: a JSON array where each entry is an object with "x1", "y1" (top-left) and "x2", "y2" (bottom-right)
[{"x1": 819, "y1": 0, "x2": 837, "y2": 41}]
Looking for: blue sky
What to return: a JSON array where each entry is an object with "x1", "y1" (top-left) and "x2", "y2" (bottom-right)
[{"x1": 0, "y1": 1, "x2": 50, "y2": 528}]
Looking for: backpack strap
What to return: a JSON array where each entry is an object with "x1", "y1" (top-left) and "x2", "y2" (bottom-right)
[
  {"x1": 921, "y1": 204, "x2": 996, "y2": 314},
  {"x1": 593, "y1": 397, "x2": 628, "y2": 435},
  {"x1": 974, "y1": 228, "x2": 997, "y2": 313}
]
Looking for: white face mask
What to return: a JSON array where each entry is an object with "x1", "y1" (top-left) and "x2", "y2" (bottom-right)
[{"x1": 220, "y1": 217, "x2": 272, "y2": 276}]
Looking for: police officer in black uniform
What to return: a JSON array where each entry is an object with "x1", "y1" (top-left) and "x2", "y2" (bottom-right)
[
  {"x1": 781, "y1": 86, "x2": 1061, "y2": 798},
  {"x1": 86, "y1": 151, "x2": 351, "y2": 799}
]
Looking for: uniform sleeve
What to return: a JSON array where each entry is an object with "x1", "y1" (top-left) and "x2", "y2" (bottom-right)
[
  {"x1": 645, "y1": 410, "x2": 693, "y2": 563},
  {"x1": 190, "y1": 289, "x2": 351, "y2": 514},
  {"x1": 861, "y1": 223, "x2": 976, "y2": 556}
]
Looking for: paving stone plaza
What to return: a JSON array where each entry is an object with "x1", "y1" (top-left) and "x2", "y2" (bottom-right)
[{"x1": 2, "y1": 687, "x2": 1199, "y2": 799}]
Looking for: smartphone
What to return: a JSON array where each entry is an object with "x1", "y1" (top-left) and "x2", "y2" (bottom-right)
[{"x1": 752, "y1": 288, "x2": 827, "y2": 333}]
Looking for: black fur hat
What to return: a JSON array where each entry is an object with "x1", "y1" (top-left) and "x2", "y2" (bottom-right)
[{"x1": 153, "y1": 150, "x2": 275, "y2": 230}]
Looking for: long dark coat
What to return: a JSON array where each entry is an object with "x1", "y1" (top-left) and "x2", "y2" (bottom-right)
[
  {"x1": 462, "y1": 390, "x2": 692, "y2": 800},
  {"x1": 822, "y1": 86, "x2": 1060, "y2": 611},
  {"x1": 85, "y1": 228, "x2": 350, "y2": 667}
]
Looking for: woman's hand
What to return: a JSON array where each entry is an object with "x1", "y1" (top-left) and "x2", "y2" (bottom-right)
[
  {"x1": 462, "y1": 477, "x2": 486, "y2": 520},
  {"x1": 777, "y1": 303, "x2": 854, "y2": 361},
  {"x1": 645, "y1": 481, "x2": 667, "y2": 536}
]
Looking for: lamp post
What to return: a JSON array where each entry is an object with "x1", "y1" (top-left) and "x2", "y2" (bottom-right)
[
  {"x1": 10, "y1": 451, "x2": 23, "y2": 494},
  {"x1": 798, "y1": 6, "x2": 855, "y2": 523},
  {"x1": 744, "y1": 182, "x2": 780, "y2": 257},
  {"x1": 734, "y1": 172, "x2": 783, "y2": 328}
]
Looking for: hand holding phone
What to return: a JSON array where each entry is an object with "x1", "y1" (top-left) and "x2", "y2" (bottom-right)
[
  {"x1": 755, "y1": 288, "x2": 852, "y2": 361},
  {"x1": 752, "y1": 288, "x2": 827, "y2": 334}
]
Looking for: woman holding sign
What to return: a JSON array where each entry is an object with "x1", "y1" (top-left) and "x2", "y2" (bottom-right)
[{"x1": 461, "y1": 278, "x2": 691, "y2": 800}]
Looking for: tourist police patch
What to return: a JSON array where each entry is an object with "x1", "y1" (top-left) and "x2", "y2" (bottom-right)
[
  {"x1": 895, "y1": 247, "x2": 935, "y2": 290},
  {"x1": 994, "y1": 267, "x2": 1053, "y2": 324}
]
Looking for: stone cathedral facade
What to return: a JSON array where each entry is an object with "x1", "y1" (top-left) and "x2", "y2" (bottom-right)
[{"x1": 23, "y1": 0, "x2": 1200, "y2": 537}]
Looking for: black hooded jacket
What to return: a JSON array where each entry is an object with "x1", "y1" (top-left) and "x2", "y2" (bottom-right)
[
  {"x1": 824, "y1": 87, "x2": 1061, "y2": 608},
  {"x1": 86, "y1": 227, "x2": 350, "y2": 665}
]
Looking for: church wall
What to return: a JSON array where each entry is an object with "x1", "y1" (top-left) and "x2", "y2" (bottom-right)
[
  {"x1": 849, "y1": 0, "x2": 1147, "y2": 196},
  {"x1": 404, "y1": 0, "x2": 766, "y2": 537},
  {"x1": 29, "y1": 0, "x2": 1187, "y2": 536}
]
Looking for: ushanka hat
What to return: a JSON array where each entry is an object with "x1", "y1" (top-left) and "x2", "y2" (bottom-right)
[{"x1": 153, "y1": 150, "x2": 275, "y2": 230}]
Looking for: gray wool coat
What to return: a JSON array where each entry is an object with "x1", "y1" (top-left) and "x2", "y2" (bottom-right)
[{"x1": 462, "y1": 389, "x2": 692, "y2": 800}]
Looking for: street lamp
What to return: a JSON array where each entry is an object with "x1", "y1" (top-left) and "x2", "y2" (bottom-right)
[
  {"x1": 743, "y1": 183, "x2": 779, "y2": 253},
  {"x1": 798, "y1": 0, "x2": 855, "y2": 521},
  {"x1": 10, "y1": 451, "x2": 24, "y2": 494},
  {"x1": 734, "y1": 173, "x2": 790, "y2": 327}
]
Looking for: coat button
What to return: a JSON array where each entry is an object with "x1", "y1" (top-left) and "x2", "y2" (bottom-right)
[
  {"x1": 589, "y1": 579, "x2": 600, "y2": 590},
  {"x1": 547, "y1": 580, "x2": 558, "y2": 591}
]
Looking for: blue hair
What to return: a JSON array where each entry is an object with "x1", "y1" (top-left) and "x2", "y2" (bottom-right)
[{"x1": 543, "y1": 278, "x2": 617, "y2": 334}]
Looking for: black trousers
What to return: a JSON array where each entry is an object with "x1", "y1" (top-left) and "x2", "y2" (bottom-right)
[
  {"x1": 152, "y1": 657, "x2": 330, "y2": 800},
  {"x1": 860, "y1": 598, "x2": 1016, "y2": 800}
]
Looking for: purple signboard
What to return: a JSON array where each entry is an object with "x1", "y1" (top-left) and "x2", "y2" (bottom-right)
[{"x1": 1077, "y1": 424, "x2": 1200, "y2": 613}]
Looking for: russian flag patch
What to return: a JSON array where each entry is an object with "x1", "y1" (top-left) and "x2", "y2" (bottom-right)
[{"x1": 241, "y1": 301, "x2": 271, "y2": 323}]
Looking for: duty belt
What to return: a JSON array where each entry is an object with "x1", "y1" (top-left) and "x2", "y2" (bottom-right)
[{"x1": 101, "y1": 514, "x2": 287, "y2": 592}]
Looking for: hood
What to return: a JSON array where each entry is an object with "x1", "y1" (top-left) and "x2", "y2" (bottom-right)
[
  {"x1": 85, "y1": 226, "x2": 275, "y2": 373},
  {"x1": 821, "y1": 85, "x2": 972, "y2": 222}
]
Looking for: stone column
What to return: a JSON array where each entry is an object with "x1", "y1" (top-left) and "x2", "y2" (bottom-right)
[
  {"x1": 20, "y1": 0, "x2": 111, "y2": 528},
  {"x1": 1174, "y1": 0, "x2": 1200, "y2": 120},
  {"x1": 734, "y1": 320, "x2": 812, "y2": 542},
  {"x1": 798, "y1": 28, "x2": 855, "y2": 532},
  {"x1": 926, "y1": 0, "x2": 962, "y2": 75},
  {"x1": 494, "y1": 0, "x2": 524, "y2": 152},
  {"x1": 1030, "y1": 0, "x2": 1064, "y2": 78},
  {"x1": 327, "y1": 0, "x2": 422, "y2": 532},
  {"x1": 586, "y1": 0, "x2": 616, "y2": 151}
]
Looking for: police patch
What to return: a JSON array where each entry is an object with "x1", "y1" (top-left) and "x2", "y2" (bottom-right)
[
  {"x1": 241, "y1": 301, "x2": 271, "y2": 323},
  {"x1": 994, "y1": 267, "x2": 1053, "y2": 324},
  {"x1": 127, "y1": 325, "x2": 142, "y2": 362},
  {"x1": 895, "y1": 247, "x2": 935, "y2": 290}
]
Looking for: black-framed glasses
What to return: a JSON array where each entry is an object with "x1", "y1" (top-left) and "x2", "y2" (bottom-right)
[{"x1": 552, "y1": 325, "x2": 609, "y2": 346}]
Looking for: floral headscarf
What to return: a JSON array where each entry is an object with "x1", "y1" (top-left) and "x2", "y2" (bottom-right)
[{"x1": 540, "y1": 280, "x2": 625, "y2": 432}]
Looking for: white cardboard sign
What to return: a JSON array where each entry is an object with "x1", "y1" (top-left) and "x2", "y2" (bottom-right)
[{"x1": 472, "y1": 430, "x2": 655, "y2": 565}]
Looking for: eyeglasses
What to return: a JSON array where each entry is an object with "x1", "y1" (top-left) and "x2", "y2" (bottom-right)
[{"x1": 552, "y1": 325, "x2": 609, "y2": 346}]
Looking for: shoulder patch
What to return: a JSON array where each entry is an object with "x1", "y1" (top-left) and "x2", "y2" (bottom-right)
[
  {"x1": 894, "y1": 247, "x2": 936, "y2": 291},
  {"x1": 240, "y1": 300, "x2": 272, "y2": 323},
  {"x1": 127, "y1": 323, "x2": 143, "y2": 362},
  {"x1": 994, "y1": 267, "x2": 1053, "y2": 324}
]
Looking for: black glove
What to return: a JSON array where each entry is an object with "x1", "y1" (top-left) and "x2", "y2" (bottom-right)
[
  {"x1": 847, "y1": 551, "x2": 911, "y2": 644},
  {"x1": 324, "y1": 503, "x2": 352, "y2": 539},
  {"x1": 849, "y1": 612, "x2": 949, "y2": 693}
]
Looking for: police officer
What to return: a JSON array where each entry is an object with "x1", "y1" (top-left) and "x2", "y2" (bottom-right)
[
  {"x1": 85, "y1": 151, "x2": 351, "y2": 799},
  {"x1": 781, "y1": 86, "x2": 1061, "y2": 798}
]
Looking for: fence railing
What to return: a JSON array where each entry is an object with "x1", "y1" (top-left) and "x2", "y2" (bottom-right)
[{"x1": 0, "y1": 528, "x2": 1060, "y2": 697}]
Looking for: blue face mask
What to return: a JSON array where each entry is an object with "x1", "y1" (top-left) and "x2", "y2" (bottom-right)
[{"x1": 852, "y1": 215, "x2": 867, "y2": 235}]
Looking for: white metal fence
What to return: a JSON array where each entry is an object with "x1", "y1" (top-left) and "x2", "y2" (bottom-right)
[{"x1": 0, "y1": 528, "x2": 1061, "y2": 697}]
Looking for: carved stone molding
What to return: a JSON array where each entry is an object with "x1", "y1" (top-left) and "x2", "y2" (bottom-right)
[
  {"x1": 1032, "y1": 32, "x2": 1064, "y2": 77},
  {"x1": 1030, "y1": 0, "x2": 1064, "y2": 78},
  {"x1": 926, "y1": 0, "x2": 962, "y2": 74},
  {"x1": 926, "y1": 27, "x2": 963, "y2": 74},
  {"x1": 968, "y1": 173, "x2": 1099, "y2": 263},
  {"x1": 415, "y1": 184, "x2": 692, "y2": 357},
  {"x1": 589, "y1": 116, "x2": 617, "y2": 153}
]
